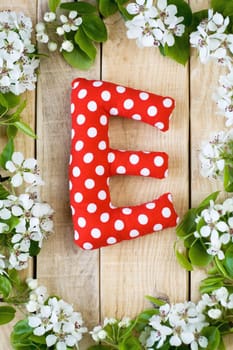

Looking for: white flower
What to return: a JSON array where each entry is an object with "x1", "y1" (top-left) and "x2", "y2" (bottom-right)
[
  {"x1": 118, "y1": 316, "x2": 131, "y2": 328},
  {"x1": 6, "y1": 152, "x2": 43, "y2": 188},
  {"x1": 0, "y1": 11, "x2": 39, "y2": 94},
  {"x1": 90, "y1": 325, "x2": 107, "y2": 342},
  {"x1": 43, "y1": 12, "x2": 56, "y2": 22},
  {"x1": 208, "y1": 308, "x2": 222, "y2": 319},
  {"x1": 60, "y1": 11, "x2": 82, "y2": 33},
  {"x1": 48, "y1": 41, "x2": 57, "y2": 52},
  {"x1": 61, "y1": 40, "x2": 74, "y2": 52},
  {"x1": 103, "y1": 317, "x2": 117, "y2": 326},
  {"x1": 56, "y1": 26, "x2": 65, "y2": 36},
  {"x1": 206, "y1": 230, "x2": 229, "y2": 260},
  {"x1": 35, "y1": 22, "x2": 45, "y2": 33}
]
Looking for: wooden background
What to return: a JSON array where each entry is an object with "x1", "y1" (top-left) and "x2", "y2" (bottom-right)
[{"x1": 1, "y1": 0, "x2": 232, "y2": 348}]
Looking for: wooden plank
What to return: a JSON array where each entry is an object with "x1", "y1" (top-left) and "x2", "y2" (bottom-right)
[
  {"x1": 100, "y1": 13, "x2": 189, "y2": 319},
  {"x1": 36, "y1": 1, "x2": 101, "y2": 343},
  {"x1": 0, "y1": 1, "x2": 36, "y2": 348}
]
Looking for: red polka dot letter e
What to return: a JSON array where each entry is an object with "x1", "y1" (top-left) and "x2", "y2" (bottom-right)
[{"x1": 69, "y1": 78, "x2": 178, "y2": 250}]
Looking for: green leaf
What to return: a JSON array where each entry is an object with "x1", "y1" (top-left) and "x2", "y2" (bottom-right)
[
  {"x1": 75, "y1": 27, "x2": 97, "y2": 60},
  {"x1": 4, "y1": 93, "x2": 21, "y2": 109},
  {"x1": 168, "y1": 0, "x2": 192, "y2": 25},
  {"x1": 199, "y1": 276, "x2": 224, "y2": 294},
  {"x1": 163, "y1": 29, "x2": 190, "y2": 65},
  {"x1": 29, "y1": 334, "x2": 46, "y2": 344},
  {"x1": 62, "y1": 46, "x2": 94, "y2": 70},
  {"x1": 202, "y1": 326, "x2": 221, "y2": 350},
  {"x1": 60, "y1": 1, "x2": 97, "y2": 14},
  {"x1": 211, "y1": 0, "x2": 233, "y2": 15},
  {"x1": 120, "y1": 336, "x2": 142, "y2": 350},
  {"x1": 145, "y1": 295, "x2": 166, "y2": 306},
  {"x1": 0, "y1": 93, "x2": 9, "y2": 109},
  {"x1": 99, "y1": 0, "x2": 118, "y2": 17},
  {"x1": 82, "y1": 15, "x2": 107, "y2": 42},
  {"x1": 176, "y1": 208, "x2": 197, "y2": 237},
  {"x1": 29, "y1": 240, "x2": 41, "y2": 257},
  {"x1": 196, "y1": 191, "x2": 219, "y2": 213},
  {"x1": 224, "y1": 245, "x2": 233, "y2": 278},
  {"x1": 0, "y1": 137, "x2": 14, "y2": 169},
  {"x1": 14, "y1": 121, "x2": 36, "y2": 139},
  {"x1": 7, "y1": 125, "x2": 18, "y2": 139},
  {"x1": 191, "y1": 10, "x2": 209, "y2": 31},
  {"x1": 0, "y1": 275, "x2": 12, "y2": 298},
  {"x1": 11, "y1": 319, "x2": 33, "y2": 340},
  {"x1": 87, "y1": 346, "x2": 110, "y2": 350},
  {"x1": 0, "y1": 305, "x2": 16, "y2": 325},
  {"x1": 48, "y1": 0, "x2": 60, "y2": 12},
  {"x1": 0, "y1": 184, "x2": 9, "y2": 199},
  {"x1": 175, "y1": 248, "x2": 193, "y2": 271},
  {"x1": 189, "y1": 241, "x2": 213, "y2": 267},
  {"x1": 224, "y1": 165, "x2": 233, "y2": 192}
]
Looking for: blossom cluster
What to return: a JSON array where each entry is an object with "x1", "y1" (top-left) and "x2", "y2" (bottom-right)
[
  {"x1": 0, "y1": 11, "x2": 39, "y2": 95},
  {"x1": 140, "y1": 286, "x2": 233, "y2": 350},
  {"x1": 26, "y1": 279, "x2": 87, "y2": 350},
  {"x1": 36, "y1": 11, "x2": 82, "y2": 53},
  {"x1": 125, "y1": 0, "x2": 185, "y2": 48},
  {"x1": 213, "y1": 71, "x2": 233, "y2": 127},
  {"x1": 194, "y1": 197, "x2": 233, "y2": 260},
  {"x1": 0, "y1": 152, "x2": 53, "y2": 271},
  {"x1": 199, "y1": 130, "x2": 233, "y2": 179}
]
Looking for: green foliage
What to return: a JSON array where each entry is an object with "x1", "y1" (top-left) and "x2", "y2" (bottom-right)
[
  {"x1": 75, "y1": 27, "x2": 97, "y2": 60},
  {"x1": 60, "y1": 1, "x2": 97, "y2": 14},
  {"x1": 164, "y1": 31, "x2": 190, "y2": 65},
  {"x1": 211, "y1": 0, "x2": 233, "y2": 17},
  {"x1": 224, "y1": 246, "x2": 233, "y2": 278},
  {"x1": 62, "y1": 46, "x2": 95, "y2": 70},
  {"x1": 81, "y1": 15, "x2": 107, "y2": 42},
  {"x1": 10, "y1": 319, "x2": 47, "y2": 349},
  {"x1": 99, "y1": 0, "x2": 118, "y2": 17},
  {"x1": 0, "y1": 275, "x2": 12, "y2": 298},
  {"x1": 0, "y1": 305, "x2": 16, "y2": 325},
  {"x1": 175, "y1": 247, "x2": 193, "y2": 271},
  {"x1": 49, "y1": 0, "x2": 60, "y2": 12},
  {"x1": 189, "y1": 241, "x2": 213, "y2": 267},
  {"x1": 199, "y1": 276, "x2": 225, "y2": 294},
  {"x1": 0, "y1": 137, "x2": 14, "y2": 169},
  {"x1": 202, "y1": 326, "x2": 221, "y2": 350}
]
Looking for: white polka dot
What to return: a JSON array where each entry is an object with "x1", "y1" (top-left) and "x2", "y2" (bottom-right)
[
  {"x1": 83, "y1": 242, "x2": 93, "y2": 250},
  {"x1": 78, "y1": 89, "x2": 87, "y2": 99},
  {"x1": 139, "y1": 92, "x2": 149, "y2": 100},
  {"x1": 153, "y1": 224, "x2": 163, "y2": 231},
  {"x1": 132, "y1": 114, "x2": 141, "y2": 120},
  {"x1": 93, "y1": 81, "x2": 103, "y2": 87},
  {"x1": 69, "y1": 181, "x2": 72, "y2": 190},
  {"x1": 129, "y1": 229, "x2": 139, "y2": 237},
  {"x1": 75, "y1": 140, "x2": 84, "y2": 151},
  {"x1": 100, "y1": 115, "x2": 108, "y2": 126},
  {"x1": 98, "y1": 141, "x2": 107, "y2": 150},
  {"x1": 138, "y1": 214, "x2": 148, "y2": 225},
  {"x1": 116, "y1": 86, "x2": 126, "y2": 93},
  {"x1": 71, "y1": 103, "x2": 75, "y2": 114},
  {"x1": 100, "y1": 212, "x2": 110, "y2": 223},
  {"x1": 176, "y1": 217, "x2": 180, "y2": 224},
  {"x1": 98, "y1": 190, "x2": 107, "y2": 200},
  {"x1": 71, "y1": 129, "x2": 75, "y2": 139},
  {"x1": 114, "y1": 220, "x2": 124, "y2": 230},
  {"x1": 155, "y1": 122, "x2": 165, "y2": 130},
  {"x1": 162, "y1": 207, "x2": 171, "y2": 218},
  {"x1": 83, "y1": 153, "x2": 94, "y2": 163},
  {"x1": 147, "y1": 106, "x2": 158, "y2": 117},
  {"x1": 124, "y1": 99, "x2": 134, "y2": 110},
  {"x1": 91, "y1": 228, "x2": 101, "y2": 238},
  {"x1": 109, "y1": 202, "x2": 116, "y2": 209},
  {"x1": 85, "y1": 179, "x2": 95, "y2": 189},
  {"x1": 122, "y1": 208, "x2": 132, "y2": 215},
  {"x1": 74, "y1": 192, "x2": 83, "y2": 203},
  {"x1": 116, "y1": 166, "x2": 126, "y2": 174},
  {"x1": 76, "y1": 114, "x2": 86, "y2": 125},
  {"x1": 168, "y1": 193, "x2": 173, "y2": 202},
  {"x1": 146, "y1": 203, "x2": 156, "y2": 209},
  {"x1": 69, "y1": 155, "x2": 72, "y2": 165},
  {"x1": 110, "y1": 107, "x2": 118, "y2": 115},
  {"x1": 95, "y1": 165, "x2": 105, "y2": 175},
  {"x1": 108, "y1": 152, "x2": 115, "y2": 163},
  {"x1": 71, "y1": 205, "x2": 75, "y2": 215},
  {"x1": 86, "y1": 179, "x2": 95, "y2": 193},
  {"x1": 106, "y1": 177, "x2": 110, "y2": 185},
  {"x1": 74, "y1": 230, "x2": 79, "y2": 240},
  {"x1": 163, "y1": 98, "x2": 173, "y2": 108},
  {"x1": 78, "y1": 217, "x2": 86, "y2": 228},
  {"x1": 87, "y1": 101, "x2": 97, "y2": 112},
  {"x1": 87, "y1": 127, "x2": 97, "y2": 138},
  {"x1": 101, "y1": 90, "x2": 111, "y2": 101},
  {"x1": 140, "y1": 168, "x2": 150, "y2": 176},
  {"x1": 73, "y1": 166, "x2": 81, "y2": 177},
  {"x1": 87, "y1": 203, "x2": 97, "y2": 213},
  {"x1": 154, "y1": 156, "x2": 164, "y2": 167},
  {"x1": 164, "y1": 169, "x2": 168, "y2": 178},
  {"x1": 107, "y1": 237, "x2": 117, "y2": 244},
  {"x1": 129, "y1": 154, "x2": 139, "y2": 165},
  {"x1": 72, "y1": 81, "x2": 79, "y2": 89}
]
